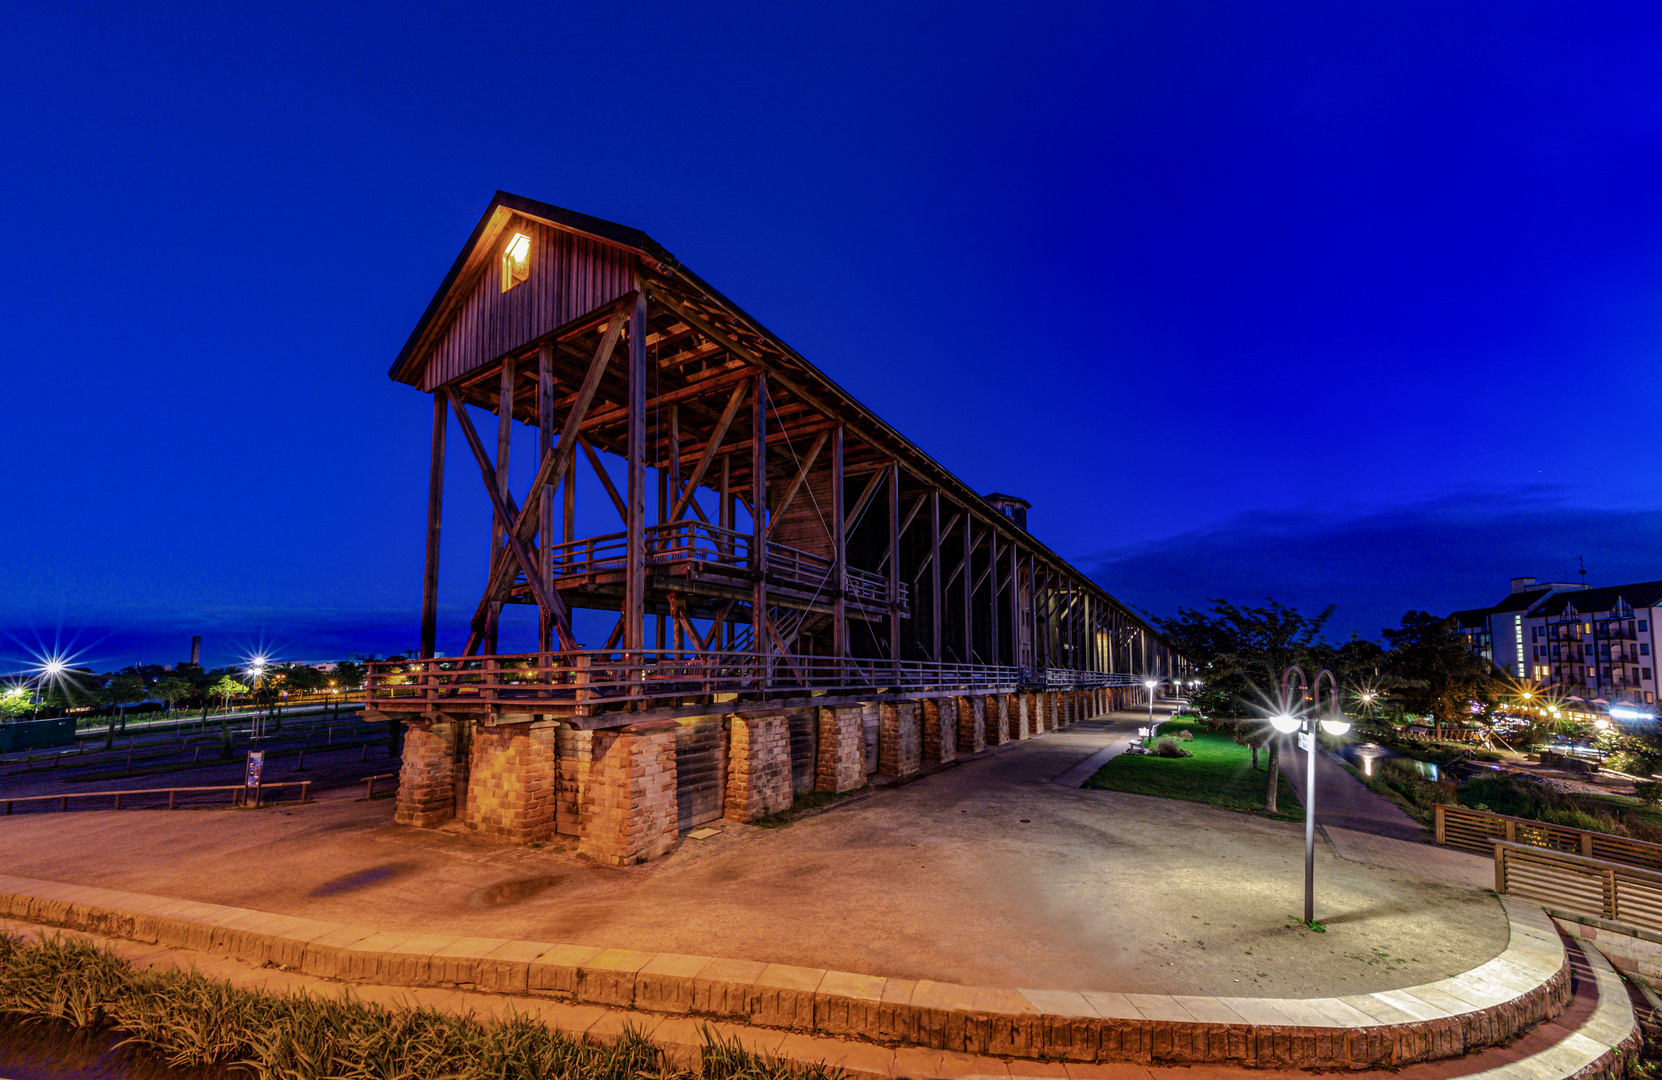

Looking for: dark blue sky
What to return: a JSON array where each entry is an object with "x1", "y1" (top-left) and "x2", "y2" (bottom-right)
[{"x1": 3, "y1": 2, "x2": 1660, "y2": 669}]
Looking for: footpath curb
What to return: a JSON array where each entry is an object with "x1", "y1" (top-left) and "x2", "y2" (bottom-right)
[{"x1": 0, "y1": 873, "x2": 1568, "y2": 1070}]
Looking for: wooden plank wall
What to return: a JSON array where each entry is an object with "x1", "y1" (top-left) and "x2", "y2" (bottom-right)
[{"x1": 422, "y1": 215, "x2": 634, "y2": 390}]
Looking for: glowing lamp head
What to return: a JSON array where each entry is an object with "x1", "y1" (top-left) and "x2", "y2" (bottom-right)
[
  {"x1": 41, "y1": 659, "x2": 66, "y2": 677},
  {"x1": 1270, "y1": 714, "x2": 1301, "y2": 734},
  {"x1": 1320, "y1": 718, "x2": 1351, "y2": 736},
  {"x1": 1143, "y1": 679, "x2": 1157, "y2": 689},
  {"x1": 1594, "y1": 718, "x2": 1611, "y2": 731}
]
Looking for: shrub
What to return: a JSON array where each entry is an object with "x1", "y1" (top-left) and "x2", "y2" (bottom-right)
[
  {"x1": 1176, "y1": 729, "x2": 1194, "y2": 741},
  {"x1": 1635, "y1": 781, "x2": 1662, "y2": 806},
  {"x1": 1153, "y1": 737, "x2": 1192, "y2": 758},
  {"x1": 1607, "y1": 751, "x2": 1657, "y2": 777}
]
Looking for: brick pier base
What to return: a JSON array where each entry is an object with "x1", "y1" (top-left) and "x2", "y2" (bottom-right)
[
  {"x1": 815, "y1": 707, "x2": 866, "y2": 793},
  {"x1": 579, "y1": 720, "x2": 678, "y2": 867},
  {"x1": 956, "y1": 696, "x2": 985, "y2": 755},
  {"x1": 462, "y1": 720, "x2": 558, "y2": 844},
  {"x1": 922, "y1": 698, "x2": 957, "y2": 766},
  {"x1": 726, "y1": 715, "x2": 792, "y2": 821},
  {"x1": 879, "y1": 702, "x2": 921, "y2": 777},
  {"x1": 393, "y1": 716, "x2": 457, "y2": 827}
]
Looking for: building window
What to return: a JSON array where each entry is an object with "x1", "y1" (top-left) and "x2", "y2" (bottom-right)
[
  {"x1": 500, "y1": 232, "x2": 531, "y2": 292},
  {"x1": 1643, "y1": 644, "x2": 1651, "y2": 656},
  {"x1": 1641, "y1": 620, "x2": 1650, "y2": 632},
  {"x1": 1646, "y1": 668, "x2": 1653, "y2": 681}
]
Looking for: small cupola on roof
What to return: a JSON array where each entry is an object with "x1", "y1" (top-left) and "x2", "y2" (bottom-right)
[{"x1": 984, "y1": 493, "x2": 1030, "y2": 531}]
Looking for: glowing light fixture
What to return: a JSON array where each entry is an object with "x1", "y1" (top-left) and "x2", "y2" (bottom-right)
[
  {"x1": 1271, "y1": 713, "x2": 1301, "y2": 734},
  {"x1": 502, "y1": 231, "x2": 532, "y2": 291},
  {"x1": 1320, "y1": 718, "x2": 1351, "y2": 736},
  {"x1": 41, "y1": 659, "x2": 66, "y2": 678}
]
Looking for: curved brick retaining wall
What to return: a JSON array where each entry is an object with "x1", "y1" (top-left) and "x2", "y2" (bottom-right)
[{"x1": 0, "y1": 874, "x2": 1569, "y2": 1069}]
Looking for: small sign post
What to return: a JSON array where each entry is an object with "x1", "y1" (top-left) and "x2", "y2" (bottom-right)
[{"x1": 244, "y1": 750, "x2": 265, "y2": 807}]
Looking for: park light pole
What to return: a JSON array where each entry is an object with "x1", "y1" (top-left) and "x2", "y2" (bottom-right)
[
  {"x1": 1270, "y1": 665, "x2": 1351, "y2": 925},
  {"x1": 1143, "y1": 678, "x2": 1158, "y2": 738},
  {"x1": 32, "y1": 657, "x2": 67, "y2": 720}
]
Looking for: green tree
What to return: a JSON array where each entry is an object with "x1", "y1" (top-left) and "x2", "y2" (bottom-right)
[
  {"x1": 0, "y1": 686, "x2": 34, "y2": 719},
  {"x1": 153, "y1": 677, "x2": 192, "y2": 712},
  {"x1": 1150, "y1": 597, "x2": 1335, "y2": 718},
  {"x1": 332, "y1": 661, "x2": 366, "y2": 690},
  {"x1": 209, "y1": 675, "x2": 248, "y2": 708},
  {"x1": 104, "y1": 673, "x2": 146, "y2": 733},
  {"x1": 276, "y1": 665, "x2": 327, "y2": 694},
  {"x1": 1382, "y1": 611, "x2": 1495, "y2": 739}
]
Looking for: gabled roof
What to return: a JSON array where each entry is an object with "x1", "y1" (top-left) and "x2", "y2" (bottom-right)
[
  {"x1": 1532, "y1": 580, "x2": 1662, "y2": 618},
  {"x1": 390, "y1": 192, "x2": 677, "y2": 385},
  {"x1": 1490, "y1": 589, "x2": 1549, "y2": 615},
  {"x1": 1449, "y1": 607, "x2": 1495, "y2": 627}
]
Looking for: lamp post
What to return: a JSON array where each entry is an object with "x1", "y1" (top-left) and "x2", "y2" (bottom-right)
[
  {"x1": 1271, "y1": 665, "x2": 1350, "y2": 925},
  {"x1": 1143, "y1": 678, "x2": 1158, "y2": 740}
]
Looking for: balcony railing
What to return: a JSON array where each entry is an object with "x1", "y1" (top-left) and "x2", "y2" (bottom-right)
[
  {"x1": 366, "y1": 651, "x2": 1131, "y2": 710},
  {"x1": 540, "y1": 521, "x2": 906, "y2": 612}
]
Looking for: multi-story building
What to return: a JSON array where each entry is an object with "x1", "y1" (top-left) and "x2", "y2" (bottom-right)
[{"x1": 1450, "y1": 577, "x2": 1660, "y2": 707}]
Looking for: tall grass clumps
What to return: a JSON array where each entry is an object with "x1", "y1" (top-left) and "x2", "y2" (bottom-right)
[{"x1": 0, "y1": 934, "x2": 842, "y2": 1080}]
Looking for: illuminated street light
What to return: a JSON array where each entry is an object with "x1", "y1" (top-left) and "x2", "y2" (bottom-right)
[
  {"x1": 1143, "y1": 678, "x2": 1158, "y2": 738},
  {"x1": 1278, "y1": 665, "x2": 1349, "y2": 925}
]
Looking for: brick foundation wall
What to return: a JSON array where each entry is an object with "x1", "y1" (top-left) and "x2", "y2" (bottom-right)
[
  {"x1": 1012, "y1": 693, "x2": 1029, "y2": 740},
  {"x1": 815, "y1": 707, "x2": 865, "y2": 793},
  {"x1": 555, "y1": 726, "x2": 593, "y2": 837},
  {"x1": 879, "y1": 702, "x2": 921, "y2": 777},
  {"x1": 983, "y1": 695, "x2": 1006, "y2": 746},
  {"x1": 726, "y1": 714, "x2": 792, "y2": 822},
  {"x1": 462, "y1": 720, "x2": 559, "y2": 844},
  {"x1": 922, "y1": 698, "x2": 957, "y2": 766},
  {"x1": 394, "y1": 717, "x2": 456, "y2": 827},
  {"x1": 955, "y1": 696, "x2": 985, "y2": 754},
  {"x1": 580, "y1": 721, "x2": 678, "y2": 867},
  {"x1": 1029, "y1": 692, "x2": 1045, "y2": 734}
]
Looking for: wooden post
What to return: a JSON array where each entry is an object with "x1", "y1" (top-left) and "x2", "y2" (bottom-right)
[
  {"x1": 539, "y1": 344, "x2": 556, "y2": 654},
  {"x1": 929, "y1": 489, "x2": 942, "y2": 664},
  {"x1": 1008, "y1": 540, "x2": 1020, "y2": 670},
  {"x1": 988, "y1": 527, "x2": 1001, "y2": 666},
  {"x1": 961, "y1": 513, "x2": 973, "y2": 662},
  {"x1": 752, "y1": 373, "x2": 770, "y2": 672},
  {"x1": 485, "y1": 358, "x2": 514, "y2": 655},
  {"x1": 420, "y1": 394, "x2": 447, "y2": 660},
  {"x1": 625, "y1": 284, "x2": 648, "y2": 662},
  {"x1": 831, "y1": 425, "x2": 847, "y2": 663},
  {"x1": 887, "y1": 461, "x2": 901, "y2": 662}
]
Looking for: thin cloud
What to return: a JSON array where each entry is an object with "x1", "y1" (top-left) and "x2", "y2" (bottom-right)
[{"x1": 1088, "y1": 487, "x2": 1662, "y2": 641}]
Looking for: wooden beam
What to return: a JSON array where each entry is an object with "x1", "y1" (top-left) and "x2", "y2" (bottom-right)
[
  {"x1": 831, "y1": 425, "x2": 847, "y2": 659},
  {"x1": 844, "y1": 467, "x2": 887, "y2": 534},
  {"x1": 887, "y1": 460, "x2": 900, "y2": 661},
  {"x1": 752, "y1": 372, "x2": 769, "y2": 662},
  {"x1": 877, "y1": 493, "x2": 928, "y2": 573},
  {"x1": 625, "y1": 285, "x2": 648, "y2": 657},
  {"x1": 538, "y1": 345, "x2": 556, "y2": 654},
  {"x1": 444, "y1": 391, "x2": 576, "y2": 650},
  {"x1": 669, "y1": 378, "x2": 747, "y2": 523},
  {"x1": 578, "y1": 437, "x2": 628, "y2": 522},
  {"x1": 420, "y1": 394, "x2": 446, "y2": 659},
  {"x1": 485, "y1": 356, "x2": 515, "y2": 655},
  {"x1": 929, "y1": 489, "x2": 941, "y2": 663},
  {"x1": 765, "y1": 429, "x2": 827, "y2": 539}
]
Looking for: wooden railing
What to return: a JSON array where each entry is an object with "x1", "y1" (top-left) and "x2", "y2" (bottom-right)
[
  {"x1": 366, "y1": 651, "x2": 1134, "y2": 710},
  {"x1": 538, "y1": 521, "x2": 907, "y2": 611},
  {"x1": 1435, "y1": 803, "x2": 1662, "y2": 872},
  {"x1": 2, "y1": 781, "x2": 311, "y2": 815},
  {"x1": 1494, "y1": 840, "x2": 1662, "y2": 933}
]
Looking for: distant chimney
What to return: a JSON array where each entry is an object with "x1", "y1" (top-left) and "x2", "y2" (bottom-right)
[
  {"x1": 983, "y1": 493, "x2": 1031, "y2": 532},
  {"x1": 190, "y1": 636, "x2": 202, "y2": 666},
  {"x1": 1510, "y1": 577, "x2": 1537, "y2": 594}
]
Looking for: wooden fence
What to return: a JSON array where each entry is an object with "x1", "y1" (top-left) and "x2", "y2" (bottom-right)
[
  {"x1": 2, "y1": 781, "x2": 310, "y2": 815},
  {"x1": 1494, "y1": 840, "x2": 1662, "y2": 933},
  {"x1": 1434, "y1": 803, "x2": 1662, "y2": 872}
]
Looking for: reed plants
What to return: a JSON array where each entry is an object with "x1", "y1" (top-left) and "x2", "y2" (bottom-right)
[{"x1": 0, "y1": 934, "x2": 841, "y2": 1080}]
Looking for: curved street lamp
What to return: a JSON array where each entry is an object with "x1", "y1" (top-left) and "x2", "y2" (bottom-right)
[
  {"x1": 1143, "y1": 677, "x2": 1159, "y2": 738},
  {"x1": 1272, "y1": 665, "x2": 1351, "y2": 924}
]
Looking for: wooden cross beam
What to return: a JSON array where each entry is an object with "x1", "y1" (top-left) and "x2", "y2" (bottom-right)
[
  {"x1": 876, "y1": 493, "x2": 928, "y2": 573},
  {"x1": 765, "y1": 429, "x2": 828, "y2": 539},
  {"x1": 578, "y1": 437, "x2": 628, "y2": 522},
  {"x1": 444, "y1": 390, "x2": 578, "y2": 652},
  {"x1": 670, "y1": 378, "x2": 749, "y2": 523},
  {"x1": 844, "y1": 466, "x2": 888, "y2": 534}
]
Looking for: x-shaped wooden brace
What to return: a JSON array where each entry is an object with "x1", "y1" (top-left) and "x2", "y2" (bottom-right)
[{"x1": 458, "y1": 291, "x2": 635, "y2": 654}]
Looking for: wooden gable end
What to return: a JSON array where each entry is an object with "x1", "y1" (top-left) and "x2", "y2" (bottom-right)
[{"x1": 420, "y1": 213, "x2": 639, "y2": 390}]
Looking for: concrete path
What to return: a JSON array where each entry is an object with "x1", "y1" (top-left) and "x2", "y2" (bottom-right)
[
  {"x1": 1048, "y1": 714, "x2": 1144, "y2": 787},
  {"x1": 0, "y1": 709, "x2": 1509, "y2": 998}
]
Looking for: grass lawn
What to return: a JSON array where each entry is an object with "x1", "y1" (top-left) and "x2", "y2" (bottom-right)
[{"x1": 1085, "y1": 720, "x2": 1303, "y2": 821}]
